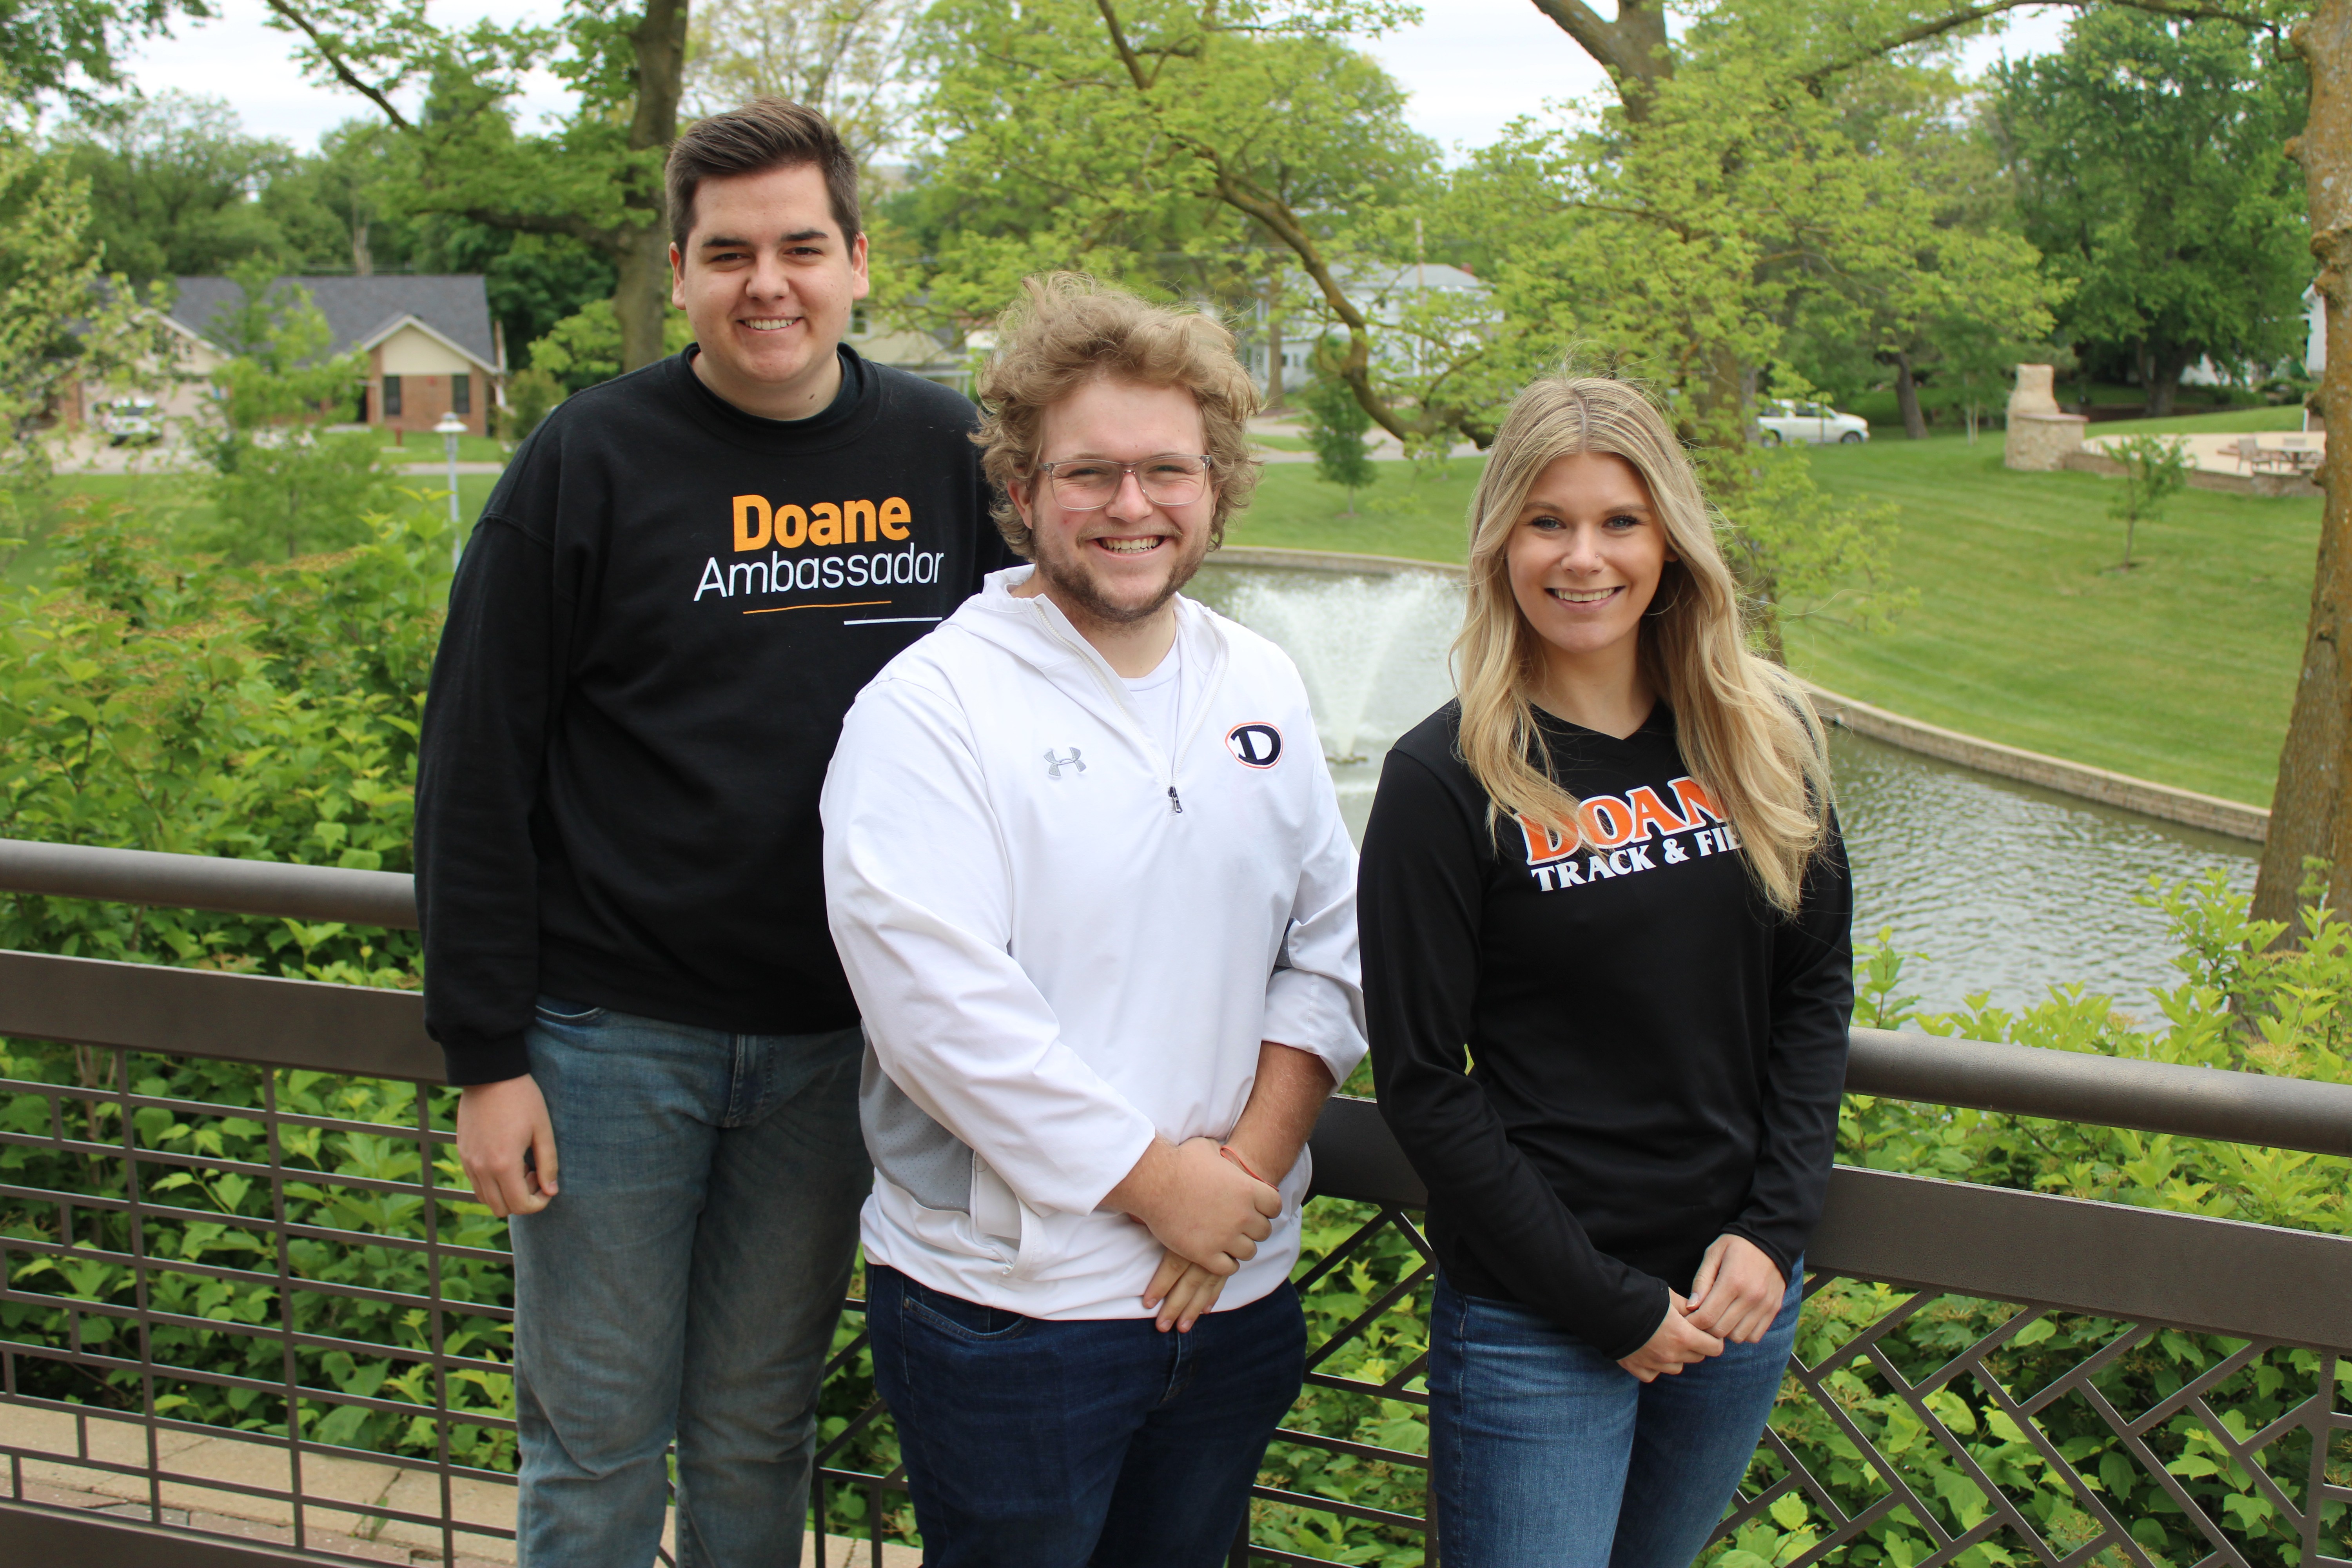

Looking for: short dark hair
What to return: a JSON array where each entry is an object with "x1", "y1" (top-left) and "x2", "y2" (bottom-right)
[{"x1": 665, "y1": 98, "x2": 861, "y2": 252}]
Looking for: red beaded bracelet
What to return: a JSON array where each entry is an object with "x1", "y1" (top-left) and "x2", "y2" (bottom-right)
[{"x1": 1219, "y1": 1144, "x2": 1270, "y2": 1186}]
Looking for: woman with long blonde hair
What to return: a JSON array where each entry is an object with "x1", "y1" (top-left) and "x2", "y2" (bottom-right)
[{"x1": 1357, "y1": 376, "x2": 1853, "y2": 1568}]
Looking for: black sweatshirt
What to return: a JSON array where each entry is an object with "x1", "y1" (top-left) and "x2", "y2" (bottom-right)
[
  {"x1": 414, "y1": 347, "x2": 1005, "y2": 1085},
  {"x1": 1358, "y1": 702, "x2": 1853, "y2": 1360}
]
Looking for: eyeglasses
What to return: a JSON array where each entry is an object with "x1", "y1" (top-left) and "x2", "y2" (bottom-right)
[{"x1": 1034, "y1": 453, "x2": 1215, "y2": 510}]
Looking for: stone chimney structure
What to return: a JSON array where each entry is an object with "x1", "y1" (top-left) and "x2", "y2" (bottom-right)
[{"x1": 2003, "y1": 364, "x2": 2087, "y2": 471}]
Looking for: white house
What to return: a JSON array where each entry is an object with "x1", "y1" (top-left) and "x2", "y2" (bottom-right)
[{"x1": 1242, "y1": 262, "x2": 1494, "y2": 398}]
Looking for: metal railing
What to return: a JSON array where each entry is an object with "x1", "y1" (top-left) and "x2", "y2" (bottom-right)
[{"x1": 1, "y1": 839, "x2": 2348, "y2": 1568}]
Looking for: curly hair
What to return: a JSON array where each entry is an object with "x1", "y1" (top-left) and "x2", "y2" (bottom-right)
[{"x1": 973, "y1": 273, "x2": 1262, "y2": 559}]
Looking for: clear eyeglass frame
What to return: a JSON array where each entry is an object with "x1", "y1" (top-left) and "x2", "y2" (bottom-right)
[{"x1": 1034, "y1": 453, "x2": 1216, "y2": 510}]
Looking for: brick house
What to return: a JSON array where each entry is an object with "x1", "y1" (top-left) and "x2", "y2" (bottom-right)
[{"x1": 168, "y1": 275, "x2": 505, "y2": 438}]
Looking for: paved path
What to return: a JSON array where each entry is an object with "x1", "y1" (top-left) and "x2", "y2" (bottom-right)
[
  {"x1": 2083, "y1": 428, "x2": 2325, "y2": 479},
  {"x1": 1, "y1": 1400, "x2": 919, "y2": 1566}
]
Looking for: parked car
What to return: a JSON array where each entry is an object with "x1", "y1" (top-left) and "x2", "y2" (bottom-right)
[
  {"x1": 1757, "y1": 398, "x2": 1869, "y2": 445},
  {"x1": 97, "y1": 398, "x2": 161, "y2": 446}
]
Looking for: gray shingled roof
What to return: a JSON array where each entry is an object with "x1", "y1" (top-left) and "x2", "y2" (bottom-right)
[{"x1": 169, "y1": 275, "x2": 498, "y2": 369}]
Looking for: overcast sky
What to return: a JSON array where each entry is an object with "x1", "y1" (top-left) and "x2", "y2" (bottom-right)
[{"x1": 119, "y1": 0, "x2": 2082, "y2": 157}]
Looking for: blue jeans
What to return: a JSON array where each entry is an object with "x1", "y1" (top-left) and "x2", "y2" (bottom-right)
[
  {"x1": 867, "y1": 1265, "x2": 1306, "y2": 1568},
  {"x1": 1428, "y1": 1263, "x2": 1804, "y2": 1568},
  {"x1": 510, "y1": 999, "x2": 871, "y2": 1568}
]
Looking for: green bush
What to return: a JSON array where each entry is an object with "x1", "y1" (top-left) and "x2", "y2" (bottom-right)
[
  {"x1": 0, "y1": 494, "x2": 449, "y2": 985},
  {"x1": 501, "y1": 366, "x2": 563, "y2": 443}
]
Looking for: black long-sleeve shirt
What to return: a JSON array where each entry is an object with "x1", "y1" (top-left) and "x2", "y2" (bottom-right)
[
  {"x1": 1358, "y1": 701, "x2": 1852, "y2": 1359},
  {"x1": 414, "y1": 347, "x2": 1005, "y2": 1085}
]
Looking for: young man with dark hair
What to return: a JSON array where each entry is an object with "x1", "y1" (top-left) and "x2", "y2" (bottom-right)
[{"x1": 414, "y1": 98, "x2": 1003, "y2": 1566}]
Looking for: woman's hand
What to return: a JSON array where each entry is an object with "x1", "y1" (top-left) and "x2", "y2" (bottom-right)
[
  {"x1": 1685, "y1": 1234, "x2": 1786, "y2": 1345},
  {"x1": 1142, "y1": 1246, "x2": 1227, "y2": 1332},
  {"x1": 1617, "y1": 1292, "x2": 1724, "y2": 1383}
]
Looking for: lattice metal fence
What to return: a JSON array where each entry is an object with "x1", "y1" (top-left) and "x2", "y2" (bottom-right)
[
  {"x1": 7, "y1": 1048, "x2": 2352, "y2": 1568},
  {"x1": 1, "y1": 892, "x2": 2348, "y2": 1567},
  {"x1": 1, "y1": 1045, "x2": 521, "y2": 1564}
]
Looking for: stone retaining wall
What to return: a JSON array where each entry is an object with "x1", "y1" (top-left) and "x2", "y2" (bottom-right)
[
  {"x1": 2060, "y1": 448, "x2": 2321, "y2": 501},
  {"x1": 1802, "y1": 684, "x2": 2267, "y2": 842}
]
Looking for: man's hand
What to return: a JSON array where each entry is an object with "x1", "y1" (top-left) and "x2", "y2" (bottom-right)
[
  {"x1": 1617, "y1": 1292, "x2": 1725, "y2": 1383},
  {"x1": 1684, "y1": 1234, "x2": 1786, "y2": 1345},
  {"x1": 457, "y1": 1074, "x2": 559, "y2": 1219},
  {"x1": 1142, "y1": 1247, "x2": 1227, "y2": 1333},
  {"x1": 1104, "y1": 1136, "x2": 1279, "y2": 1275}
]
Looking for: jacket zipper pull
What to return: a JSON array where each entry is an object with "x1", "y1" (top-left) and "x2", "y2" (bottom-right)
[{"x1": 1167, "y1": 785, "x2": 1183, "y2": 814}]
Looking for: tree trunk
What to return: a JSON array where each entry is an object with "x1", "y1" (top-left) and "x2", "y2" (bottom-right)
[
  {"x1": 2257, "y1": 0, "x2": 2352, "y2": 929},
  {"x1": 1530, "y1": 0, "x2": 1672, "y2": 118},
  {"x1": 1265, "y1": 305, "x2": 1285, "y2": 412},
  {"x1": 2145, "y1": 349, "x2": 2179, "y2": 417},
  {"x1": 614, "y1": 226, "x2": 673, "y2": 373},
  {"x1": 1895, "y1": 350, "x2": 1928, "y2": 440},
  {"x1": 613, "y1": 0, "x2": 690, "y2": 372},
  {"x1": 352, "y1": 220, "x2": 372, "y2": 276}
]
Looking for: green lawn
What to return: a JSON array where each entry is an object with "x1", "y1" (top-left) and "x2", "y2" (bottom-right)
[
  {"x1": 374, "y1": 432, "x2": 511, "y2": 463},
  {"x1": 1235, "y1": 444, "x2": 2313, "y2": 807},
  {"x1": 2085, "y1": 406, "x2": 2310, "y2": 436},
  {"x1": 1785, "y1": 437, "x2": 2315, "y2": 805},
  {"x1": 1227, "y1": 457, "x2": 1479, "y2": 560},
  {"x1": 1250, "y1": 432, "x2": 1313, "y2": 453},
  {"x1": 1840, "y1": 384, "x2": 2295, "y2": 434}
]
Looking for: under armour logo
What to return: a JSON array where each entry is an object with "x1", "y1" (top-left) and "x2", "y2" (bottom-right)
[{"x1": 1044, "y1": 747, "x2": 1086, "y2": 779}]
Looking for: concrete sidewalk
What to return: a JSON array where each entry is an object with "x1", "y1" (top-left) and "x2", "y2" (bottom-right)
[
  {"x1": 3, "y1": 1400, "x2": 918, "y2": 1566},
  {"x1": 2082, "y1": 428, "x2": 2325, "y2": 478}
]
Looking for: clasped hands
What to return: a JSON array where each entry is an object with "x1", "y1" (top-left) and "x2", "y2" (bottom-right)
[
  {"x1": 1104, "y1": 1134, "x2": 1282, "y2": 1336},
  {"x1": 1616, "y1": 1232, "x2": 1785, "y2": 1383}
]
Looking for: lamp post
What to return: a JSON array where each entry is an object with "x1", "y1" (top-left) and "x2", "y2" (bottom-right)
[{"x1": 434, "y1": 412, "x2": 467, "y2": 569}]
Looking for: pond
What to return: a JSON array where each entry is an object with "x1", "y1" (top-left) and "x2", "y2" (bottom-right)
[{"x1": 1189, "y1": 561, "x2": 2259, "y2": 1016}]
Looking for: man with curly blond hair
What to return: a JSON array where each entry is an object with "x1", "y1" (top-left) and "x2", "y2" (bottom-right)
[{"x1": 819, "y1": 274, "x2": 1365, "y2": 1565}]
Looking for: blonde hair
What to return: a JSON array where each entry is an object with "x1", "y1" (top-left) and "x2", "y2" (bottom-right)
[
  {"x1": 973, "y1": 273, "x2": 1262, "y2": 558},
  {"x1": 1454, "y1": 376, "x2": 1832, "y2": 913}
]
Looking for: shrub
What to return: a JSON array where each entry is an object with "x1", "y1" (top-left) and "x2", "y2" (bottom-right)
[
  {"x1": 0, "y1": 494, "x2": 450, "y2": 985},
  {"x1": 501, "y1": 367, "x2": 563, "y2": 442}
]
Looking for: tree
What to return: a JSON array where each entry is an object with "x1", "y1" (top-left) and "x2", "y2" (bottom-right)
[
  {"x1": 684, "y1": 0, "x2": 920, "y2": 165},
  {"x1": 2258, "y1": 0, "x2": 2352, "y2": 927},
  {"x1": 48, "y1": 92, "x2": 308, "y2": 282},
  {"x1": 2104, "y1": 434, "x2": 2190, "y2": 568},
  {"x1": 1777, "y1": 65, "x2": 2064, "y2": 440},
  {"x1": 196, "y1": 263, "x2": 400, "y2": 561},
  {"x1": 1301, "y1": 368, "x2": 1374, "y2": 514},
  {"x1": 272, "y1": 117, "x2": 416, "y2": 276},
  {"x1": 0, "y1": 114, "x2": 174, "y2": 548},
  {"x1": 526, "y1": 297, "x2": 695, "y2": 392},
  {"x1": 3, "y1": 0, "x2": 213, "y2": 106},
  {"x1": 905, "y1": 2, "x2": 1446, "y2": 431},
  {"x1": 263, "y1": 0, "x2": 688, "y2": 371},
  {"x1": 1987, "y1": 10, "x2": 2310, "y2": 415}
]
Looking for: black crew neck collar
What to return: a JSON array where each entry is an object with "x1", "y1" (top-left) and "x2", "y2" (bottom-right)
[{"x1": 673, "y1": 343, "x2": 873, "y2": 447}]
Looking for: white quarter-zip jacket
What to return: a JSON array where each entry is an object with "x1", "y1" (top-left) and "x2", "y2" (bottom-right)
[{"x1": 821, "y1": 565, "x2": 1367, "y2": 1319}]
